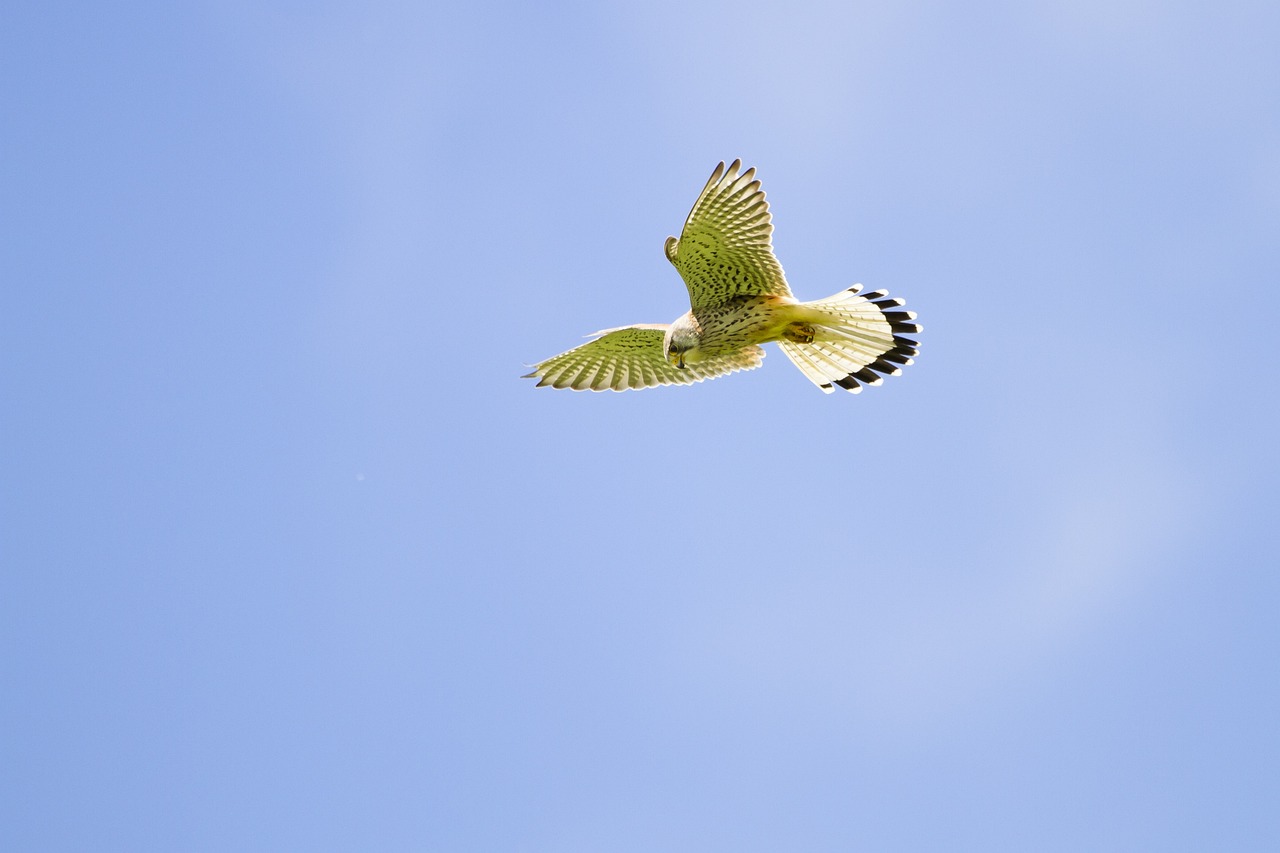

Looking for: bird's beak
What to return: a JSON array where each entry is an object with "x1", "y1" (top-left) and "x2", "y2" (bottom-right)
[{"x1": 675, "y1": 354, "x2": 686, "y2": 370}]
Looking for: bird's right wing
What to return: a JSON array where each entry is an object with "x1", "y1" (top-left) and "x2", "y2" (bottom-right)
[
  {"x1": 665, "y1": 160, "x2": 793, "y2": 312},
  {"x1": 523, "y1": 324, "x2": 763, "y2": 391}
]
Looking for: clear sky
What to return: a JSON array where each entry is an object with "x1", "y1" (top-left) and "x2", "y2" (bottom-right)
[{"x1": 3, "y1": 1, "x2": 1279, "y2": 850}]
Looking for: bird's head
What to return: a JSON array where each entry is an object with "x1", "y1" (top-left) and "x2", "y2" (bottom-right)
[{"x1": 663, "y1": 316, "x2": 702, "y2": 370}]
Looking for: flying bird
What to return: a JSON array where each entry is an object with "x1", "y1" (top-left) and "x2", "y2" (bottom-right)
[{"x1": 524, "y1": 160, "x2": 920, "y2": 393}]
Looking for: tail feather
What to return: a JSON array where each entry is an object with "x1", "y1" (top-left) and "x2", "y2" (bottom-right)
[
  {"x1": 780, "y1": 284, "x2": 921, "y2": 394},
  {"x1": 782, "y1": 342, "x2": 839, "y2": 394}
]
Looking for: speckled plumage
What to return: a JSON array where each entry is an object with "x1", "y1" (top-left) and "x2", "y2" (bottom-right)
[
  {"x1": 523, "y1": 325, "x2": 763, "y2": 391},
  {"x1": 524, "y1": 160, "x2": 920, "y2": 393}
]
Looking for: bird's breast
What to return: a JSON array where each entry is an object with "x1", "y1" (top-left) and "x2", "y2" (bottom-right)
[{"x1": 694, "y1": 296, "x2": 798, "y2": 354}]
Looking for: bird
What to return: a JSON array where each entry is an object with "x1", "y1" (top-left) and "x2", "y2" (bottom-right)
[{"x1": 523, "y1": 160, "x2": 920, "y2": 394}]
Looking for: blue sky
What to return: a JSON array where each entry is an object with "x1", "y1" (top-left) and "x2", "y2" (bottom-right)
[{"x1": 3, "y1": 1, "x2": 1278, "y2": 849}]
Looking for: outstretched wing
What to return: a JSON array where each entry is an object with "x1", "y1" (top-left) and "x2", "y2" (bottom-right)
[
  {"x1": 523, "y1": 324, "x2": 763, "y2": 391},
  {"x1": 664, "y1": 160, "x2": 793, "y2": 312}
]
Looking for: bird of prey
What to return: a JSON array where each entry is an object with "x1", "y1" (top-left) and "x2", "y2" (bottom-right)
[{"x1": 524, "y1": 160, "x2": 920, "y2": 393}]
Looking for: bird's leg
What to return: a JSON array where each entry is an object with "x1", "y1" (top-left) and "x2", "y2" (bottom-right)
[{"x1": 782, "y1": 322, "x2": 816, "y2": 344}]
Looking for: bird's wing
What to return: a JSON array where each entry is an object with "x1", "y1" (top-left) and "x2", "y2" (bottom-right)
[
  {"x1": 665, "y1": 160, "x2": 793, "y2": 312},
  {"x1": 523, "y1": 324, "x2": 763, "y2": 391}
]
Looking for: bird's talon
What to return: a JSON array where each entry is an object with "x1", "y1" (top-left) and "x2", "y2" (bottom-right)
[{"x1": 783, "y1": 323, "x2": 816, "y2": 344}]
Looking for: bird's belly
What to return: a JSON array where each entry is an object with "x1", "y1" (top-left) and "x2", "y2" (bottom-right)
[{"x1": 697, "y1": 298, "x2": 797, "y2": 354}]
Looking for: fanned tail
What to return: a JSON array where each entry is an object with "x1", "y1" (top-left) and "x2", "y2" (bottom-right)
[{"x1": 779, "y1": 285, "x2": 921, "y2": 394}]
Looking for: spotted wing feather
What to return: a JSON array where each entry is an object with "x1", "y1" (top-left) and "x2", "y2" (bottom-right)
[
  {"x1": 523, "y1": 324, "x2": 764, "y2": 392},
  {"x1": 665, "y1": 160, "x2": 793, "y2": 311}
]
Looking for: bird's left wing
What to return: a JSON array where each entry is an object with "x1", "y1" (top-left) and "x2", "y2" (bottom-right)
[
  {"x1": 524, "y1": 324, "x2": 763, "y2": 391},
  {"x1": 664, "y1": 160, "x2": 793, "y2": 311}
]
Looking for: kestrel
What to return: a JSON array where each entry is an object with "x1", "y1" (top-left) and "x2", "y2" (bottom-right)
[{"x1": 524, "y1": 160, "x2": 920, "y2": 393}]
